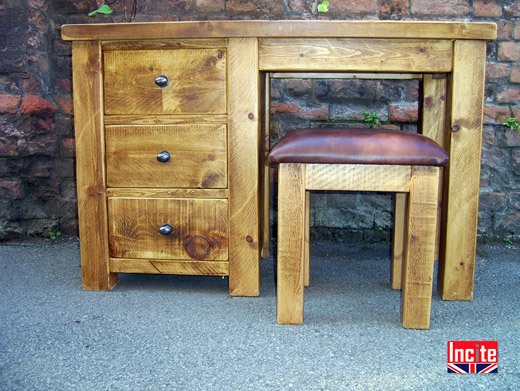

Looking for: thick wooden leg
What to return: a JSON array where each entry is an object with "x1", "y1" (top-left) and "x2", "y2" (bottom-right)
[
  {"x1": 228, "y1": 38, "x2": 261, "y2": 296},
  {"x1": 277, "y1": 164, "x2": 306, "y2": 325},
  {"x1": 261, "y1": 73, "x2": 271, "y2": 259},
  {"x1": 421, "y1": 74, "x2": 447, "y2": 264},
  {"x1": 72, "y1": 41, "x2": 118, "y2": 291},
  {"x1": 304, "y1": 191, "x2": 311, "y2": 287},
  {"x1": 439, "y1": 40, "x2": 486, "y2": 300},
  {"x1": 401, "y1": 166, "x2": 440, "y2": 329},
  {"x1": 391, "y1": 193, "x2": 408, "y2": 290}
]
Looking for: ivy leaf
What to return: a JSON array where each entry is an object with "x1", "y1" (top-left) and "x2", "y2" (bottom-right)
[
  {"x1": 88, "y1": 5, "x2": 114, "y2": 17},
  {"x1": 317, "y1": 1, "x2": 329, "y2": 12}
]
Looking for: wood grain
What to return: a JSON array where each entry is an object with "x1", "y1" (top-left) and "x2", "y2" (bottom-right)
[
  {"x1": 277, "y1": 164, "x2": 306, "y2": 325},
  {"x1": 108, "y1": 197, "x2": 228, "y2": 261},
  {"x1": 421, "y1": 74, "x2": 448, "y2": 263},
  {"x1": 228, "y1": 38, "x2": 261, "y2": 296},
  {"x1": 401, "y1": 166, "x2": 439, "y2": 329},
  {"x1": 305, "y1": 164, "x2": 411, "y2": 192},
  {"x1": 104, "y1": 48, "x2": 226, "y2": 115},
  {"x1": 304, "y1": 190, "x2": 311, "y2": 287},
  {"x1": 110, "y1": 258, "x2": 228, "y2": 276},
  {"x1": 261, "y1": 73, "x2": 271, "y2": 259},
  {"x1": 102, "y1": 38, "x2": 227, "y2": 50},
  {"x1": 105, "y1": 124, "x2": 227, "y2": 189},
  {"x1": 259, "y1": 39, "x2": 453, "y2": 72},
  {"x1": 62, "y1": 21, "x2": 496, "y2": 41},
  {"x1": 107, "y1": 188, "x2": 228, "y2": 199},
  {"x1": 391, "y1": 193, "x2": 408, "y2": 290},
  {"x1": 439, "y1": 40, "x2": 487, "y2": 301},
  {"x1": 270, "y1": 72, "x2": 422, "y2": 80},
  {"x1": 104, "y1": 114, "x2": 227, "y2": 125},
  {"x1": 72, "y1": 41, "x2": 118, "y2": 291}
]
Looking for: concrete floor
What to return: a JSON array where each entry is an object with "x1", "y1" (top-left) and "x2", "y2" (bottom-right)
[{"x1": 0, "y1": 240, "x2": 519, "y2": 390}]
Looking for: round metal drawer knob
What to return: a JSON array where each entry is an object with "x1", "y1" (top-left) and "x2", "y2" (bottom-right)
[
  {"x1": 157, "y1": 151, "x2": 171, "y2": 163},
  {"x1": 159, "y1": 224, "x2": 173, "y2": 235},
  {"x1": 155, "y1": 75, "x2": 169, "y2": 88}
]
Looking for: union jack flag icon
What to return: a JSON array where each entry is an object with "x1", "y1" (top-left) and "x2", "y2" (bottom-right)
[
  {"x1": 447, "y1": 363, "x2": 498, "y2": 373},
  {"x1": 447, "y1": 341, "x2": 498, "y2": 374}
]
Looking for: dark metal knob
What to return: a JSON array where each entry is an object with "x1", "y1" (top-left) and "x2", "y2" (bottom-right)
[
  {"x1": 157, "y1": 151, "x2": 171, "y2": 163},
  {"x1": 159, "y1": 224, "x2": 173, "y2": 235},
  {"x1": 155, "y1": 75, "x2": 169, "y2": 88}
]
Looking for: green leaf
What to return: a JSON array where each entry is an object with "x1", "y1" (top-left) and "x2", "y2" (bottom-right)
[
  {"x1": 317, "y1": 1, "x2": 329, "y2": 12},
  {"x1": 88, "y1": 5, "x2": 113, "y2": 17}
]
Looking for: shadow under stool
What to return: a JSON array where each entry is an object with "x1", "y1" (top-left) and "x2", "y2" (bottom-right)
[{"x1": 269, "y1": 128, "x2": 450, "y2": 329}]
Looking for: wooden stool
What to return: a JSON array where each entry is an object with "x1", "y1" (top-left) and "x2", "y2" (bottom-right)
[{"x1": 270, "y1": 128, "x2": 449, "y2": 329}]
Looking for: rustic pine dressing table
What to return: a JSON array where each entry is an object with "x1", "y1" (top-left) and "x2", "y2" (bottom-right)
[{"x1": 62, "y1": 21, "x2": 496, "y2": 299}]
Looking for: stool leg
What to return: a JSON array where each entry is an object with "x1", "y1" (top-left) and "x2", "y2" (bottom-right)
[
  {"x1": 401, "y1": 166, "x2": 440, "y2": 329},
  {"x1": 304, "y1": 191, "x2": 311, "y2": 287},
  {"x1": 391, "y1": 193, "x2": 408, "y2": 290},
  {"x1": 277, "y1": 163, "x2": 306, "y2": 325}
]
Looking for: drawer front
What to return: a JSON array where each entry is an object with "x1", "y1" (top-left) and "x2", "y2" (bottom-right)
[
  {"x1": 106, "y1": 124, "x2": 227, "y2": 189},
  {"x1": 108, "y1": 197, "x2": 228, "y2": 261},
  {"x1": 104, "y1": 48, "x2": 226, "y2": 115}
]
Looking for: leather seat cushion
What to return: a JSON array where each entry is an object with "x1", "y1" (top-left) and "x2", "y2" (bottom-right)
[{"x1": 269, "y1": 128, "x2": 449, "y2": 167}]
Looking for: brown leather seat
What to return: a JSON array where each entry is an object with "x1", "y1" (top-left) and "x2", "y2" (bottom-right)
[{"x1": 269, "y1": 128, "x2": 449, "y2": 167}]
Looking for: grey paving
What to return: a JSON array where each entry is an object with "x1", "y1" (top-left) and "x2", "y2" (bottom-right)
[{"x1": 0, "y1": 240, "x2": 519, "y2": 390}]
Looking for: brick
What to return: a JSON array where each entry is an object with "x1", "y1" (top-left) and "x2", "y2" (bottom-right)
[
  {"x1": 195, "y1": 0, "x2": 224, "y2": 12},
  {"x1": 225, "y1": 0, "x2": 283, "y2": 14},
  {"x1": 285, "y1": 79, "x2": 313, "y2": 97},
  {"x1": 287, "y1": 0, "x2": 307, "y2": 13},
  {"x1": 271, "y1": 103, "x2": 329, "y2": 119},
  {"x1": 473, "y1": 0, "x2": 502, "y2": 17},
  {"x1": 380, "y1": 0, "x2": 409, "y2": 15},
  {"x1": 498, "y1": 42, "x2": 520, "y2": 62},
  {"x1": 504, "y1": 2, "x2": 520, "y2": 18},
  {"x1": 60, "y1": 138, "x2": 75, "y2": 157},
  {"x1": 511, "y1": 65, "x2": 520, "y2": 83},
  {"x1": 496, "y1": 214, "x2": 520, "y2": 234},
  {"x1": 512, "y1": 107, "x2": 520, "y2": 119},
  {"x1": 515, "y1": 23, "x2": 520, "y2": 40},
  {"x1": 482, "y1": 125, "x2": 495, "y2": 146},
  {"x1": 479, "y1": 191, "x2": 506, "y2": 213},
  {"x1": 496, "y1": 22, "x2": 512, "y2": 40},
  {"x1": 389, "y1": 104, "x2": 418, "y2": 122},
  {"x1": 504, "y1": 129, "x2": 520, "y2": 147},
  {"x1": 483, "y1": 105, "x2": 510, "y2": 124},
  {"x1": 28, "y1": 0, "x2": 49, "y2": 10},
  {"x1": 485, "y1": 63, "x2": 509, "y2": 80},
  {"x1": 30, "y1": 117, "x2": 55, "y2": 135},
  {"x1": 54, "y1": 78, "x2": 72, "y2": 94},
  {"x1": 510, "y1": 192, "x2": 520, "y2": 210},
  {"x1": 0, "y1": 94, "x2": 20, "y2": 113},
  {"x1": 330, "y1": 0, "x2": 377, "y2": 14},
  {"x1": 20, "y1": 135, "x2": 56, "y2": 156},
  {"x1": 22, "y1": 75, "x2": 42, "y2": 94},
  {"x1": 411, "y1": 0, "x2": 469, "y2": 15},
  {"x1": 0, "y1": 180, "x2": 24, "y2": 199},
  {"x1": 496, "y1": 87, "x2": 520, "y2": 103},
  {"x1": 25, "y1": 159, "x2": 53, "y2": 178},
  {"x1": 513, "y1": 149, "x2": 520, "y2": 166},
  {"x1": 0, "y1": 137, "x2": 17, "y2": 157},
  {"x1": 55, "y1": 96, "x2": 73, "y2": 115},
  {"x1": 20, "y1": 95, "x2": 57, "y2": 115},
  {"x1": 29, "y1": 11, "x2": 47, "y2": 31}
]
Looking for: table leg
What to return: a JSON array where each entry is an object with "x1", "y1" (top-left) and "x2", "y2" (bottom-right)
[
  {"x1": 277, "y1": 164, "x2": 306, "y2": 325},
  {"x1": 438, "y1": 40, "x2": 487, "y2": 300}
]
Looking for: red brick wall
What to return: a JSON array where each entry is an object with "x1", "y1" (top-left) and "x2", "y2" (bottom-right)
[{"x1": 0, "y1": 0, "x2": 518, "y2": 242}]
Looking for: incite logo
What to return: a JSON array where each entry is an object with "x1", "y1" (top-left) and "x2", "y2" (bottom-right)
[{"x1": 447, "y1": 341, "x2": 498, "y2": 373}]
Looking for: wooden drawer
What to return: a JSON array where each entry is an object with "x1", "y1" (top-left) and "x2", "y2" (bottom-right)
[
  {"x1": 103, "y1": 48, "x2": 226, "y2": 115},
  {"x1": 108, "y1": 197, "x2": 228, "y2": 261},
  {"x1": 105, "y1": 124, "x2": 227, "y2": 189}
]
